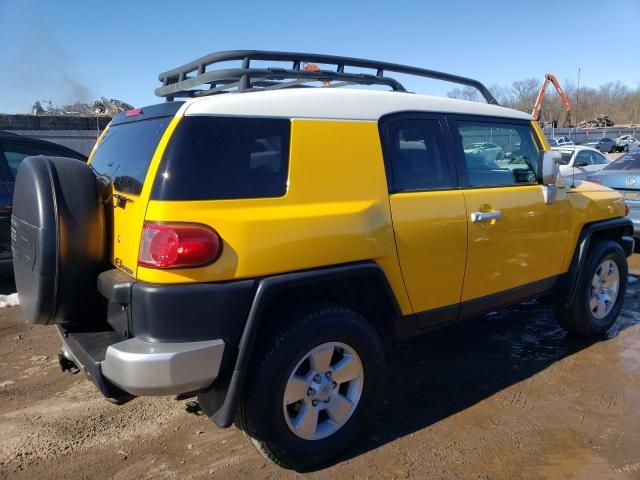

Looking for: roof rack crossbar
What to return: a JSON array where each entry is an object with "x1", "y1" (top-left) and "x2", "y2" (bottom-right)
[{"x1": 155, "y1": 50, "x2": 499, "y2": 105}]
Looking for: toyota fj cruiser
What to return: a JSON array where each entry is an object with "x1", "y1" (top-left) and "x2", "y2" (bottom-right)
[{"x1": 11, "y1": 51, "x2": 636, "y2": 470}]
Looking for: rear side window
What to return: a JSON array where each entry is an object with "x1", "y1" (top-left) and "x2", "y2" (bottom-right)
[
  {"x1": 90, "y1": 116, "x2": 172, "y2": 195},
  {"x1": 152, "y1": 116, "x2": 290, "y2": 201},
  {"x1": 385, "y1": 119, "x2": 453, "y2": 192}
]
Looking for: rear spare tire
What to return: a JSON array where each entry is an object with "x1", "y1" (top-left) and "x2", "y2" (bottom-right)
[{"x1": 12, "y1": 156, "x2": 106, "y2": 325}]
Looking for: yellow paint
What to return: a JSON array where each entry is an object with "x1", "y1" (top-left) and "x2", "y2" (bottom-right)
[
  {"x1": 389, "y1": 190, "x2": 467, "y2": 312},
  {"x1": 139, "y1": 119, "x2": 413, "y2": 314},
  {"x1": 531, "y1": 120, "x2": 550, "y2": 149},
  {"x1": 92, "y1": 111, "x2": 627, "y2": 319},
  {"x1": 461, "y1": 185, "x2": 572, "y2": 300}
]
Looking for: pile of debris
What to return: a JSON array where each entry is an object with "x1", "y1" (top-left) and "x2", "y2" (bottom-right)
[
  {"x1": 578, "y1": 114, "x2": 614, "y2": 128},
  {"x1": 31, "y1": 97, "x2": 134, "y2": 117}
]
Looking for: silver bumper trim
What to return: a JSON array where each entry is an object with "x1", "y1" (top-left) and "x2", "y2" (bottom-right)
[{"x1": 101, "y1": 337, "x2": 225, "y2": 396}]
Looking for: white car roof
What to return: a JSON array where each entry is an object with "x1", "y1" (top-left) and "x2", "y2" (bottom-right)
[
  {"x1": 181, "y1": 88, "x2": 532, "y2": 121},
  {"x1": 551, "y1": 145, "x2": 602, "y2": 153}
]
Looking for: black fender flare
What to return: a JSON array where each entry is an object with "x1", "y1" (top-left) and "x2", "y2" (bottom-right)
[
  {"x1": 546, "y1": 217, "x2": 634, "y2": 309},
  {"x1": 197, "y1": 261, "x2": 401, "y2": 428}
]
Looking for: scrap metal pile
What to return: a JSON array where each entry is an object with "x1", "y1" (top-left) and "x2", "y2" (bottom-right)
[
  {"x1": 578, "y1": 114, "x2": 615, "y2": 128},
  {"x1": 31, "y1": 97, "x2": 134, "y2": 116}
]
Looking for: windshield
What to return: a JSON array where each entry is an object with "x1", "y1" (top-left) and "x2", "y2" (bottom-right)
[
  {"x1": 604, "y1": 152, "x2": 640, "y2": 171},
  {"x1": 90, "y1": 116, "x2": 172, "y2": 195}
]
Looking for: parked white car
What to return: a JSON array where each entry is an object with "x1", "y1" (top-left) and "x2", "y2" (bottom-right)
[
  {"x1": 549, "y1": 136, "x2": 574, "y2": 147},
  {"x1": 553, "y1": 146, "x2": 610, "y2": 181},
  {"x1": 462, "y1": 142, "x2": 504, "y2": 161}
]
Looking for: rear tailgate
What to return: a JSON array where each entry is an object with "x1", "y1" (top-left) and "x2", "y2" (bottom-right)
[{"x1": 88, "y1": 102, "x2": 183, "y2": 277}]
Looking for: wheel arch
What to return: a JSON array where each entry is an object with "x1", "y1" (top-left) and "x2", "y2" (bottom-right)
[
  {"x1": 546, "y1": 217, "x2": 634, "y2": 308},
  {"x1": 199, "y1": 261, "x2": 402, "y2": 428}
]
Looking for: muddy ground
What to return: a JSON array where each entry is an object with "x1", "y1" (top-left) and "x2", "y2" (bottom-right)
[{"x1": 1, "y1": 269, "x2": 640, "y2": 480}]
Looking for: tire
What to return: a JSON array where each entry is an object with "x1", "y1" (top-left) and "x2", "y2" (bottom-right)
[
  {"x1": 555, "y1": 240, "x2": 627, "y2": 336},
  {"x1": 12, "y1": 156, "x2": 106, "y2": 325},
  {"x1": 236, "y1": 304, "x2": 385, "y2": 470}
]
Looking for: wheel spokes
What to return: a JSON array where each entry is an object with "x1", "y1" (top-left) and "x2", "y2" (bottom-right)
[
  {"x1": 331, "y1": 354, "x2": 360, "y2": 384},
  {"x1": 293, "y1": 403, "x2": 319, "y2": 437},
  {"x1": 284, "y1": 375, "x2": 309, "y2": 404},
  {"x1": 595, "y1": 299, "x2": 607, "y2": 318},
  {"x1": 326, "y1": 394, "x2": 353, "y2": 425},
  {"x1": 309, "y1": 344, "x2": 334, "y2": 373}
]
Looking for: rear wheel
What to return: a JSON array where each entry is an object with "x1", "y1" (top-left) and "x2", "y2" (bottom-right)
[
  {"x1": 555, "y1": 240, "x2": 627, "y2": 336},
  {"x1": 236, "y1": 304, "x2": 385, "y2": 470}
]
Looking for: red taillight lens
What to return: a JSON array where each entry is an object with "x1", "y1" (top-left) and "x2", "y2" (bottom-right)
[
  {"x1": 138, "y1": 223, "x2": 222, "y2": 269},
  {"x1": 125, "y1": 108, "x2": 143, "y2": 117},
  {"x1": 625, "y1": 202, "x2": 630, "y2": 216}
]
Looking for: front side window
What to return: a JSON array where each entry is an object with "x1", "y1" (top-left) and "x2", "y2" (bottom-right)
[
  {"x1": 455, "y1": 120, "x2": 539, "y2": 187},
  {"x1": 575, "y1": 150, "x2": 593, "y2": 166},
  {"x1": 385, "y1": 119, "x2": 453, "y2": 192},
  {"x1": 592, "y1": 151, "x2": 608, "y2": 165}
]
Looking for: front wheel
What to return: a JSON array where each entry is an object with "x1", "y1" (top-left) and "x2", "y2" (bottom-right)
[
  {"x1": 236, "y1": 304, "x2": 385, "y2": 470},
  {"x1": 555, "y1": 240, "x2": 627, "y2": 336}
]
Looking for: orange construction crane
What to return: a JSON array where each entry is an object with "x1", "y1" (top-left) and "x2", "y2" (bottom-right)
[{"x1": 532, "y1": 74, "x2": 572, "y2": 127}]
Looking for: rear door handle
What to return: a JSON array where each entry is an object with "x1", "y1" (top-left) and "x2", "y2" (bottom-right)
[{"x1": 470, "y1": 210, "x2": 502, "y2": 223}]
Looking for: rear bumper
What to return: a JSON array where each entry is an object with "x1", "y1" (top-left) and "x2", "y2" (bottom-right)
[
  {"x1": 101, "y1": 337, "x2": 225, "y2": 396},
  {"x1": 59, "y1": 269, "x2": 256, "y2": 397}
]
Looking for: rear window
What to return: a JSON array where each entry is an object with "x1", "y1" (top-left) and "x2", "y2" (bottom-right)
[
  {"x1": 605, "y1": 152, "x2": 640, "y2": 171},
  {"x1": 90, "y1": 116, "x2": 172, "y2": 195},
  {"x1": 151, "y1": 116, "x2": 290, "y2": 201}
]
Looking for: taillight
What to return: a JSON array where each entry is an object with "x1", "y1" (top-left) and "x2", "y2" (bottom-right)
[
  {"x1": 138, "y1": 222, "x2": 222, "y2": 269},
  {"x1": 625, "y1": 202, "x2": 630, "y2": 216},
  {"x1": 125, "y1": 108, "x2": 143, "y2": 117}
]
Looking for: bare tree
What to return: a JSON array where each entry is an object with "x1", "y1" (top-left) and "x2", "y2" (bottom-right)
[{"x1": 446, "y1": 78, "x2": 640, "y2": 126}]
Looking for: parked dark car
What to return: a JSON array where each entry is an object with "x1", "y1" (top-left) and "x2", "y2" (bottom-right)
[
  {"x1": 583, "y1": 137, "x2": 617, "y2": 153},
  {"x1": 587, "y1": 151, "x2": 640, "y2": 238},
  {"x1": 0, "y1": 132, "x2": 86, "y2": 270}
]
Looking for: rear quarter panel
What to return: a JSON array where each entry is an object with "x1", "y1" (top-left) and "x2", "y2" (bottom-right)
[{"x1": 140, "y1": 119, "x2": 413, "y2": 314}]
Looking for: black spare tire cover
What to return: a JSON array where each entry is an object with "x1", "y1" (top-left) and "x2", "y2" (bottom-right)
[{"x1": 12, "y1": 156, "x2": 106, "y2": 325}]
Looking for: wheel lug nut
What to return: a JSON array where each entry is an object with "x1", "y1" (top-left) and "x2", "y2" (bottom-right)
[
  {"x1": 313, "y1": 374, "x2": 320, "y2": 382},
  {"x1": 332, "y1": 381, "x2": 337, "y2": 389},
  {"x1": 307, "y1": 388, "x2": 314, "y2": 396},
  {"x1": 325, "y1": 371, "x2": 332, "y2": 379},
  {"x1": 312, "y1": 400, "x2": 318, "y2": 407}
]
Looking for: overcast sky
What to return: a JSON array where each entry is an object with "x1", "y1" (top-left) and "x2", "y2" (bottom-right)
[{"x1": 1, "y1": 0, "x2": 638, "y2": 113}]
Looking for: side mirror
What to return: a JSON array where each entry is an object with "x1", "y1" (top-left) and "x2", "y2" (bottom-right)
[{"x1": 541, "y1": 150, "x2": 562, "y2": 185}]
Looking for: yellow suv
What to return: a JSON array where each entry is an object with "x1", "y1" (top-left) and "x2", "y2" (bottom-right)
[{"x1": 11, "y1": 51, "x2": 636, "y2": 470}]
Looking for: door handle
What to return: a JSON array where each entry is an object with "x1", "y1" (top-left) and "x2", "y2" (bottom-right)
[{"x1": 470, "y1": 210, "x2": 502, "y2": 223}]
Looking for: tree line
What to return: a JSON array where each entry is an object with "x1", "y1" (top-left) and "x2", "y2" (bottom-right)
[{"x1": 448, "y1": 79, "x2": 640, "y2": 126}]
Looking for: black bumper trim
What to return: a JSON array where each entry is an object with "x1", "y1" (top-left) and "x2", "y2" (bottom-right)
[{"x1": 57, "y1": 326, "x2": 129, "y2": 400}]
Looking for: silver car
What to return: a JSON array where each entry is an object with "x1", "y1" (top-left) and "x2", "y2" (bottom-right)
[
  {"x1": 587, "y1": 151, "x2": 640, "y2": 237},
  {"x1": 553, "y1": 146, "x2": 610, "y2": 181}
]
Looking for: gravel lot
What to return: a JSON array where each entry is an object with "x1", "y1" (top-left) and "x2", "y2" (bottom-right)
[{"x1": 1, "y1": 268, "x2": 640, "y2": 479}]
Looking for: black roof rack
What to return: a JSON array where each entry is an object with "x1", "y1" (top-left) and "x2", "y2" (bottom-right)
[{"x1": 155, "y1": 50, "x2": 499, "y2": 105}]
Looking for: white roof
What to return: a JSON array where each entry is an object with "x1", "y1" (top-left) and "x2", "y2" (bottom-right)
[{"x1": 182, "y1": 88, "x2": 532, "y2": 121}]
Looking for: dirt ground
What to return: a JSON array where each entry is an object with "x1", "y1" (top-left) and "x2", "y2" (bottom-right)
[{"x1": 1, "y1": 268, "x2": 640, "y2": 480}]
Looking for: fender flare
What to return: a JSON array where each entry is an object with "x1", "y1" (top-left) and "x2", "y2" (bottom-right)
[
  {"x1": 547, "y1": 217, "x2": 634, "y2": 309},
  {"x1": 197, "y1": 261, "x2": 401, "y2": 428}
]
